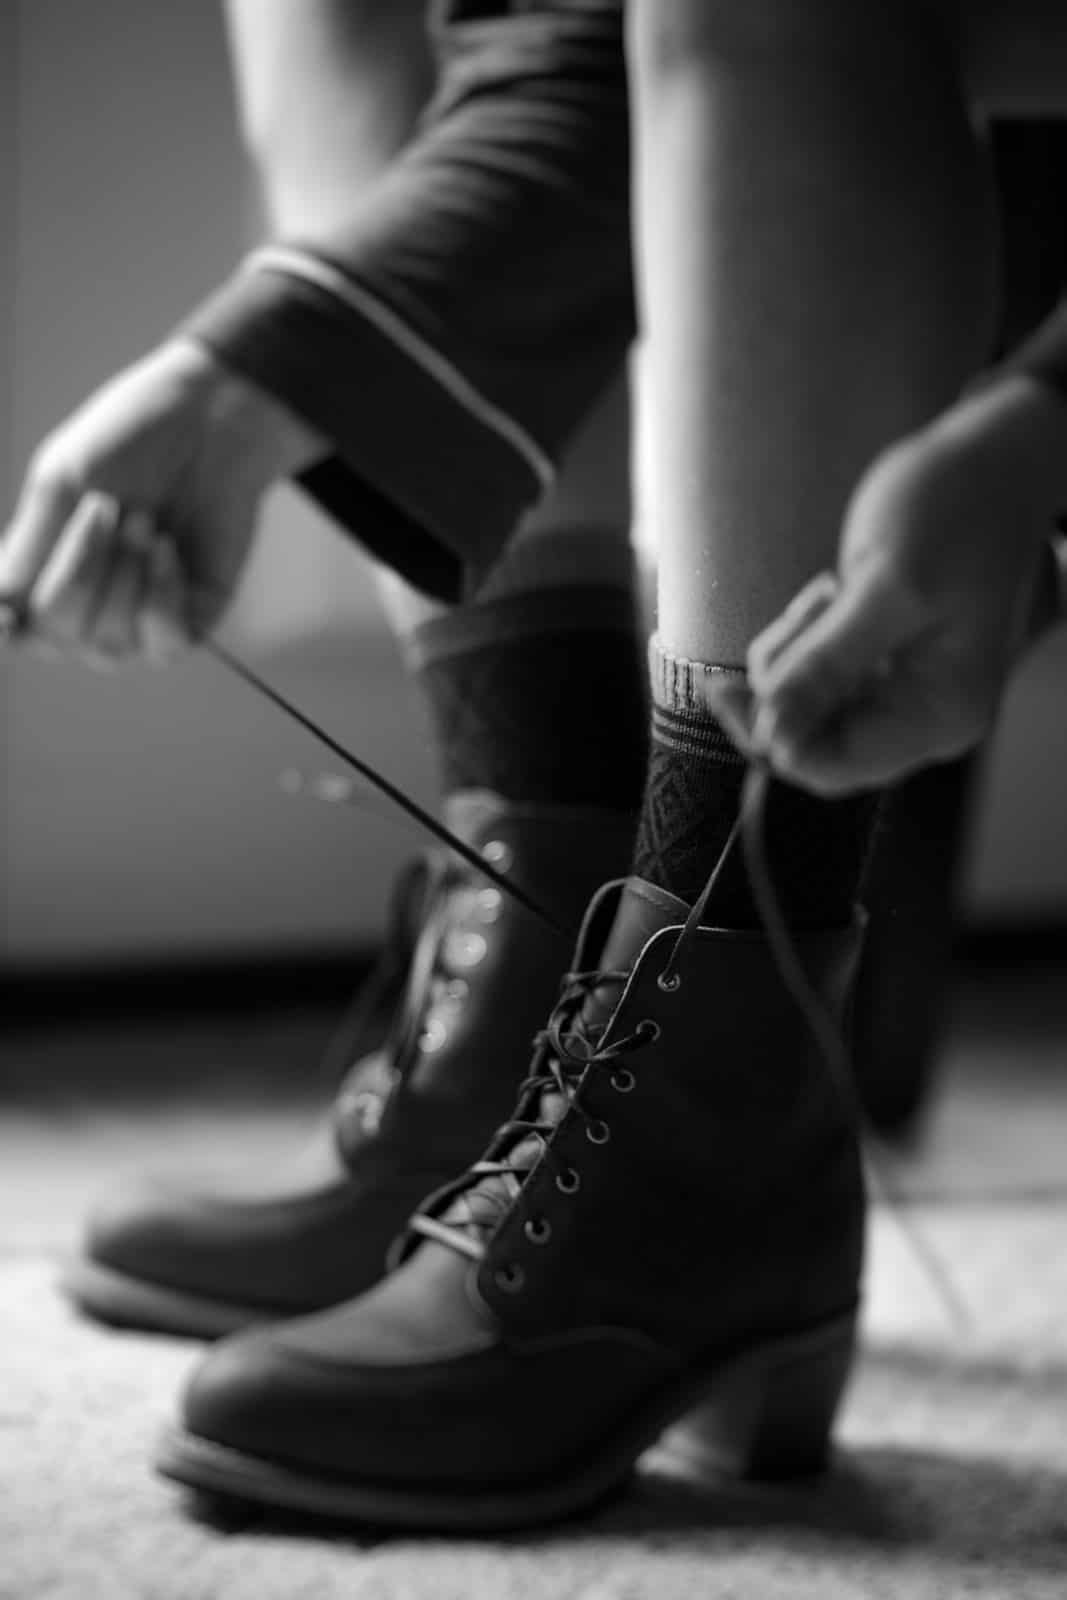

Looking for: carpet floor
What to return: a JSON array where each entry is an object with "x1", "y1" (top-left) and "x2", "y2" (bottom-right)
[{"x1": 4, "y1": 973, "x2": 1067, "y2": 1600}]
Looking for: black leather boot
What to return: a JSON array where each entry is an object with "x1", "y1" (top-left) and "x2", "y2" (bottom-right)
[
  {"x1": 157, "y1": 875, "x2": 866, "y2": 1530},
  {"x1": 62, "y1": 794, "x2": 636, "y2": 1337}
]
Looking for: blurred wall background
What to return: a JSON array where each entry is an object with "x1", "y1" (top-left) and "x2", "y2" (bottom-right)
[
  {"x1": 2, "y1": 0, "x2": 1067, "y2": 976},
  {"x1": 1, "y1": 0, "x2": 438, "y2": 971}
]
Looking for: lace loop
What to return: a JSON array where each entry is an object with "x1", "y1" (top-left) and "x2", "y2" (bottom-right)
[{"x1": 654, "y1": 811, "x2": 746, "y2": 993}]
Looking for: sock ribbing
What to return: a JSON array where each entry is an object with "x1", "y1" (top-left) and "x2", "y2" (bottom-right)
[
  {"x1": 633, "y1": 641, "x2": 746, "y2": 902},
  {"x1": 634, "y1": 636, "x2": 879, "y2": 925}
]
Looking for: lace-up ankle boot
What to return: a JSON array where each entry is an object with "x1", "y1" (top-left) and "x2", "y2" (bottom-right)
[
  {"x1": 62, "y1": 794, "x2": 636, "y2": 1337},
  {"x1": 158, "y1": 873, "x2": 866, "y2": 1529}
]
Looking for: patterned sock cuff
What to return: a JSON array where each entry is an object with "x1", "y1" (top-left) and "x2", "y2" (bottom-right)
[
  {"x1": 648, "y1": 634, "x2": 744, "y2": 713},
  {"x1": 648, "y1": 636, "x2": 744, "y2": 764}
]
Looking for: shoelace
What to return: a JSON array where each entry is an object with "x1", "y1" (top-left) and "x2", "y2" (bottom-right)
[
  {"x1": 405, "y1": 776, "x2": 968, "y2": 1330},
  {"x1": 210, "y1": 640, "x2": 565, "y2": 937},
  {"x1": 402, "y1": 965, "x2": 659, "y2": 1262},
  {"x1": 0, "y1": 603, "x2": 965, "y2": 1326},
  {"x1": 739, "y1": 762, "x2": 969, "y2": 1331},
  {"x1": 400, "y1": 805, "x2": 751, "y2": 1268}
]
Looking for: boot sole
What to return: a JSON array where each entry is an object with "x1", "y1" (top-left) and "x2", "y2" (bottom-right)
[
  {"x1": 61, "y1": 1258, "x2": 275, "y2": 1339},
  {"x1": 155, "y1": 1312, "x2": 857, "y2": 1531}
]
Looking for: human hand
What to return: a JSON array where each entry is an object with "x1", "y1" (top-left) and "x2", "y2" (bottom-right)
[
  {"x1": 719, "y1": 378, "x2": 1067, "y2": 795},
  {"x1": 0, "y1": 338, "x2": 324, "y2": 665}
]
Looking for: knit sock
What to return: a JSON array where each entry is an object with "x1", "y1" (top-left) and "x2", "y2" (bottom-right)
[
  {"x1": 632, "y1": 637, "x2": 879, "y2": 926},
  {"x1": 407, "y1": 530, "x2": 648, "y2": 811}
]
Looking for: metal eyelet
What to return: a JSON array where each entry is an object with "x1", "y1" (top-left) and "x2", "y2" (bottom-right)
[
  {"x1": 610, "y1": 1067, "x2": 636, "y2": 1094},
  {"x1": 586, "y1": 1120, "x2": 611, "y2": 1146},
  {"x1": 637, "y1": 1019, "x2": 662, "y2": 1043},
  {"x1": 444, "y1": 978, "x2": 470, "y2": 1004},
  {"x1": 556, "y1": 1167, "x2": 581, "y2": 1195},
  {"x1": 524, "y1": 1217, "x2": 552, "y2": 1245},
  {"x1": 657, "y1": 971, "x2": 682, "y2": 993},
  {"x1": 482, "y1": 839, "x2": 513, "y2": 873},
  {"x1": 495, "y1": 1263, "x2": 525, "y2": 1293}
]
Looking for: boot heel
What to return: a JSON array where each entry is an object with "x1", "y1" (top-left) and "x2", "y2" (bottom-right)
[{"x1": 655, "y1": 1314, "x2": 857, "y2": 1482}]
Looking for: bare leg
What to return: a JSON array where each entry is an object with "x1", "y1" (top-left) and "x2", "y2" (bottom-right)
[{"x1": 628, "y1": 0, "x2": 998, "y2": 668}]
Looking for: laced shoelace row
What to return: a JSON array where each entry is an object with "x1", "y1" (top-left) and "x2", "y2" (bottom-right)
[{"x1": 403, "y1": 968, "x2": 662, "y2": 1265}]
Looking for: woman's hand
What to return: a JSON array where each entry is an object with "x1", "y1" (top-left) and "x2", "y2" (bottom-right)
[
  {"x1": 727, "y1": 377, "x2": 1067, "y2": 794},
  {"x1": 0, "y1": 338, "x2": 324, "y2": 665}
]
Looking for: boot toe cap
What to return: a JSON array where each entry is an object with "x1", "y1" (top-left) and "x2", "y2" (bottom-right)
[{"x1": 176, "y1": 1301, "x2": 677, "y2": 1492}]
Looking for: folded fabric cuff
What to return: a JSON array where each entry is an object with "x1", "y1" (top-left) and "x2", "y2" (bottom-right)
[{"x1": 183, "y1": 252, "x2": 556, "y2": 603}]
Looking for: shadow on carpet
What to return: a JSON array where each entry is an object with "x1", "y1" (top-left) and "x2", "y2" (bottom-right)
[{"x1": 6, "y1": 1257, "x2": 1067, "y2": 1600}]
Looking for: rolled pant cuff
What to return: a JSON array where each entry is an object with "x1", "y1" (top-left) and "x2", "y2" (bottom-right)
[{"x1": 184, "y1": 260, "x2": 551, "y2": 603}]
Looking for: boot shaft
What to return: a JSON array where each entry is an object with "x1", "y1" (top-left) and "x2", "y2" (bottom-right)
[{"x1": 337, "y1": 796, "x2": 638, "y2": 1168}]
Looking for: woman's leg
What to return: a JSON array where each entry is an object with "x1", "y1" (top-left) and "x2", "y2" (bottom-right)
[
  {"x1": 228, "y1": 0, "x2": 645, "y2": 818},
  {"x1": 626, "y1": 0, "x2": 999, "y2": 923},
  {"x1": 631, "y1": 0, "x2": 996, "y2": 666}
]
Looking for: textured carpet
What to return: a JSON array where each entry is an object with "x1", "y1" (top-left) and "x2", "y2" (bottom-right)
[{"x1": 4, "y1": 984, "x2": 1067, "y2": 1600}]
